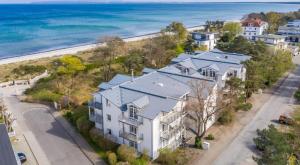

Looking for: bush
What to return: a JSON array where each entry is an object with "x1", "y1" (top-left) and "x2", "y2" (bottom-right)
[
  {"x1": 12, "y1": 65, "x2": 46, "y2": 76},
  {"x1": 107, "y1": 152, "x2": 117, "y2": 165},
  {"x1": 76, "y1": 116, "x2": 93, "y2": 136},
  {"x1": 237, "y1": 103, "x2": 253, "y2": 111},
  {"x1": 31, "y1": 89, "x2": 61, "y2": 102},
  {"x1": 89, "y1": 128, "x2": 118, "y2": 151},
  {"x1": 205, "y1": 134, "x2": 215, "y2": 140},
  {"x1": 218, "y1": 109, "x2": 235, "y2": 125},
  {"x1": 63, "y1": 111, "x2": 73, "y2": 122},
  {"x1": 156, "y1": 148, "x2": 188, "y2": 165},
  {"x1": 194, "y1": 137, "x2": 202, "y2": 149},
  {"x1": 117, "y1": 145, "x2": 137, "y2": 163},
  {"x1": 294, "y1": 90, "x2": 300, "y2": 101}
]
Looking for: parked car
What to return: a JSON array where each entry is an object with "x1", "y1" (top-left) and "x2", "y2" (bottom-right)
[
  {"x1": 17, "y1": 152, "x2": 26, "y2": 163},
  {"x1": 278, "y1": 115, "x2": 294, "y2": 125}
]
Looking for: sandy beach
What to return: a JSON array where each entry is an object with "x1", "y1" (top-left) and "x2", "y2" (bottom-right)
[{"x1": 0, "y1": 25, "x2": 204, "y2": 65}]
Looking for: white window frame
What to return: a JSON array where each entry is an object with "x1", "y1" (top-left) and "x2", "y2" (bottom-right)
[{"x1": 129, "y1": 105, "x2": 138, "y2": 120}]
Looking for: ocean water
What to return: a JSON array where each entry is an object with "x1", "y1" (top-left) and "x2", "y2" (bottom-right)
[{"x1": 0, "y1": 3, "x2": 299, "y2": 59}]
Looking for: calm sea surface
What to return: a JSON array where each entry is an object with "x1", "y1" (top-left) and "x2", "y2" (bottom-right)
[{"x1": 0, "y1": 3, "x2": 299, "y2": 59}]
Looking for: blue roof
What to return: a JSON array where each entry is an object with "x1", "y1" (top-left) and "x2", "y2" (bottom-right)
[
  {"x1": 98, "y1": 74, "x2": 132, "y2": 90},
  {"x1": 142, "y1": 68, "x2": 157, "y2": 74}
]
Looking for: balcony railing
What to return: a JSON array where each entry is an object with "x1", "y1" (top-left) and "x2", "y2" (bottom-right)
[
  {"x1": 89, "y1": 101, "x2": 103, "y2": 110},
  {"x1": 119, "y1": 115, "x2": 143, "y2": 126},
  {"x1": 161, "y1": 112, "x2": 186, "y2": 125},
  {"x1": 161, "y1": 125, "x2": 185, "y2": 140},
  {"x1": 90, "y1": 113, "x2": 96, "y2": 122},
  {"x1": 119, "y1": 131, "x2": 143, "y2": 143}
]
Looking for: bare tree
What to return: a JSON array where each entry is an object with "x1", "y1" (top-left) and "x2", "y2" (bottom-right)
[
  {"x1": 185, "y1": 80, "x2": 227, "y2": 138},
  {"x1": 0, "y1": 98, "x2": 15, "y2": 132}
]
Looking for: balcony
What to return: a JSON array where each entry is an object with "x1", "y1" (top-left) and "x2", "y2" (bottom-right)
[
  {"x1": 161, "y1": 125, "x2": 185, "y2": 140},
  {"x1": 119, "y1": 131, "x2": 143, "y2": 143},
  {"x1": 90, "y1": 112, "x2": 96, "y2": 122},
  {"x1": 119, "y1": 115, "x2": 143, "y2": 126},
  {"x1": 89, "y1": 101, "x2": 103, "y2": 110},
  {"x1": 161, "y1": 112, "x2": 186, "y2": 125}
]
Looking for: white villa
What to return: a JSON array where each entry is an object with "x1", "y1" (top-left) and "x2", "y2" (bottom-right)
[
  {"x1": 242, "y1": 18, "x2": 268, "y2": 40},
  {"x1": 191, "y1": 32, "x2": 217, "y2": 51},
  {"x1": 88, "y1": 50, "x2": 250, "y2": 159},
  {"x1": 278, "y1": 20, "x2": 300, "y2": 43}
]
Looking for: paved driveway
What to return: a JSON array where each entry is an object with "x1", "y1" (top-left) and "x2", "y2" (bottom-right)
[
  {"x1": 5, "y1": 97, "x2": 92, "y2": 165},
  {"x1": 213, "y1": 56, "x2": 300, "y2": 165}
]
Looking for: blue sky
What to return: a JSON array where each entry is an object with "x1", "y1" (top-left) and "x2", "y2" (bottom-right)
[{"x1": 0, "y1": 0, "x2": 299, "y2": 4}]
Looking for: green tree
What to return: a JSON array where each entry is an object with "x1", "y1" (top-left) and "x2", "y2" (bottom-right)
[
  {"x1": 222, "y1": 22, "x2": 242, "y2": 41},
  {"x1": 162, "y1": 22, "x2": 187, "y2": 43},
  {"x1": 117, "y1": 145, "x2": 137, "y2": 164},
  {"x1": 123, "y1": 49, "x2": 144, "y2": 73},
  {"x1": 266, "y1": 12, "x2": 282, "y2": 33},
  {"x1": 253, "y1": 125, "x2": 295, "y2": 165},
  {"x1": 54, "y1": 55, "x2": 86, "y2": 104}
]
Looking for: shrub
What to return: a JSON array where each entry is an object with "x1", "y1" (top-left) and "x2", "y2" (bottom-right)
[
  {"x1": 218, "y1": 109, "x2": 234, "y2": 125},
  {"x1": 89, "y1": 128, "x2": 118, "y2": 151},
  {"x1": 156, "y1": 148, "x2": 188, "y2": 165},
  {"x1": 205, "y1": 134, "x2": 215, "y2": 140},
  {"x1": 63, "y1": 111, "x2": 73, "y2": 122},
  {"x1": 237, "y1": 103, "x2": 252, "y2": 111},
  {"x1": 107, "y1": 151, "x2": 117, "y2": 165},
  {"x1": 76, "y1": 116, "x2": 93, "y2": 136},
  {"x1": 117, "y1": 145, "x2": 137, "y2": 163},
  {"x1": 294, "y1": 90, "x2": 300, "y2": 101},
  {"x1": 12, "y1": 65, "x2": 46, "y2": 76},
  {"x1": 194, "y1": 137, "x2": 202, "y2": 149},
  {"x1": 31, "y1": 89, "x2": 61, "y2": 102}
]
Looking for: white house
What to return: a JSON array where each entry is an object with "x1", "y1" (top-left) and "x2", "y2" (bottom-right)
[
  {"x1": 242, "y1": 18, "x2": 268, "y2": 40},
  {"x1": 278, "y1": 20, "x2": 300, "y2": 43},
  {"x1": 88, "y1": 50, "x2": 250, "y2": 159},
  {"x1": 255, "y1": 34, "x2": 286, "y2": 45},
  {"x1": 191, "y1": 32, "x2": 217, "y2": 51}
]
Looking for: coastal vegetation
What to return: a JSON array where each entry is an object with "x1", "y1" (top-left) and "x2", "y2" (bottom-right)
[{"x1": 253, "y1": 108, "x2": 300, "y2": 164}]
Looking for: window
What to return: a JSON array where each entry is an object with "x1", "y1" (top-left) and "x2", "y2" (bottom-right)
[
  {"x1": 107, "y1": 114, "x2": 111, "y2": 121},
  {"x1": 129, "y1": 105, "x2": 138, "y2": 120},
  {"x1": 107, "y1": 129, "x2": 112, "y2": 135},
  {"x1": 234, "y1": 70, "x2": 238, "y2": 77},
  {"x1": 129, "y1": 141, "x2": 137, "y2": 149},
  {"x1": 130, "y1": 125, "x2": 137, "y2": 135},
  {"x1": 162, "y1": 124, "x2": 167, "y2": 132},
  {"x1": 106, "y1": 99, "x2": 110, "y2": 107}
]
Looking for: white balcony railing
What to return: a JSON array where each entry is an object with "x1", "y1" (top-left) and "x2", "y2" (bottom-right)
[
  {"x1": 161, "y1": 125, "x2": 185, "y2": 140},
  {"x1": 118, "y1": 115, "x2": 143, "y2": 126},
  {"x1": 119, "y1": 131, "x2": 143, "y2": 143}
]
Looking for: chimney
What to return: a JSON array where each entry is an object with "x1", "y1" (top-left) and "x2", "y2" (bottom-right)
[{"x1": 131, "y1": 69, "x2": 134, "y2": 81}]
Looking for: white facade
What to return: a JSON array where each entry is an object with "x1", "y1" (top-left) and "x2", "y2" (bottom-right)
[
  {"x1": 242, "y1": 19, "x2": 268, "y2": 40},
  {"x1": 278, "y1": 20, "x2": 300, "y2": 35},
  {"x1": 192, "y1": 32, "x2": 217, "y2": 51},
  {"x1": 255, "y1": 35, "x2": 286, "y2": 45}
]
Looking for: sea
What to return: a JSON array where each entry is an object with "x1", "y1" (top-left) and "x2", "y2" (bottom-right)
[{"x1": 0, "y1": 2, "x2": 300, "y2": 59}]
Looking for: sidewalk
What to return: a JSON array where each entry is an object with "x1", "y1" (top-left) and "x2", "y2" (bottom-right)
[
  {"x1": 189, "y1": 69, "x2": 291, "y2": 165},
  {"x1": 47, "y1": 108, "x2": 105, "y2": 165}
]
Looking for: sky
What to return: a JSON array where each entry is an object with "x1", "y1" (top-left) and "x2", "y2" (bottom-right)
[{"x1": 0, "y1": 0, "x2": 299, "y2": 4}]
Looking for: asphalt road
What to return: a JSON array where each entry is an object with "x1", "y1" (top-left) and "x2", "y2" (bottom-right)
[
  {"x1": 4, "y1": 97, "x2": 92, "y2": 165},
  {"x1": 213, "y1": 56, "x2": 300, "y2": 165}
]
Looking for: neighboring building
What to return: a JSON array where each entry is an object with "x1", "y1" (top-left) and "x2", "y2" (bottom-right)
[
  {"x1": 241, "y1": 18, "x2": 268, "y2": 40},
  {"x1": 170, "y1": 50, "x2": 251, "y2": 88},
  {"x1": 0, "y1": 124, "x2": 20, "y2": 165},
  {"x1": 278, "y1": 20, "x2": 300, "y2": 43},
  {"x1": 288, "y1": 45, "x2": 300, "y2": 56},
  {"x1": 89, "y1": 50, "x2": 250, "y2": 159},
  {"x1": 191, "y1": 32, "x2": 217, "y2": 51},
  {"x1": 255, "y1": 34, "x2": 286, "y2": 45}
]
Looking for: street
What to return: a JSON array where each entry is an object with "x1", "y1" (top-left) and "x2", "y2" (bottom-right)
[
  {"x1": 213, "y1": 56, "x2": 300, "y2": 165},
  {"x1": 5, "y1": 97, "x2": 93, "y2": 165}
]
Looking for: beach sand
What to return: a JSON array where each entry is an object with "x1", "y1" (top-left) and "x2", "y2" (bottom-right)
[{"x1": 0, "y1": 25, "x2": 205, "y2": 65}]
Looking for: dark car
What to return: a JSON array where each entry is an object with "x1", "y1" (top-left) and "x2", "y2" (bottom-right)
[
  {"x1": 17, "y1": 152, "x2": 27, "y2": 163},
  {"x1": 279, "y1": 115, "x2": 294, "y2": 125}
]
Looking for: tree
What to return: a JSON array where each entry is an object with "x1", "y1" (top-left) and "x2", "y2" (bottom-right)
[
  {"x1": 117, "y1": 145, "x2": 137, "y2": 163},
  {"x1": 266, "y1": 12, "x2": 282, "y2": 33},
  {"x1": 54, "y1": 55, "x2": 86, "y2": 105},
  {"x1": 222, "y1": 22, "x2": 242, "y2": 40},
  {"x1": 143, "y1": 34, "x2": 177, "y2": 68},
  {"x1": 123, "y1": 49, "x2": 144, "y2": 73},
  {"x1": 185, "y1": 80, "x2": 226, "y2": 138},
  {"x1": 253, "y1": 125, "x2": 295, "y2": 165},
  {"x1": 96, "y1": 36, "x2": 125, "y2": 81},
  {"x1": 162, "y1": 22, "x2": 187, "y2": 43}
]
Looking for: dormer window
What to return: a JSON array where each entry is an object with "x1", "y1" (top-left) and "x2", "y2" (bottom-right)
[{"x1": 129, "y1": 105, "x2": 138, "y2": 120}]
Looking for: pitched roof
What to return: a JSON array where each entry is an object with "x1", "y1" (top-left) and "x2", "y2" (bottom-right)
[
  {"x1": 242, "y1": 18, "x2": 267, "y2": 27},
  {"x1": 0, "y1": 124, "x2": 18, "y2": 165}
]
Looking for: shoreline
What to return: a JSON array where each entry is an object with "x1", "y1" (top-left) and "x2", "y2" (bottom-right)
[{"x1": 0, "y1": 25, "x2": 205, "y2": 65}]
